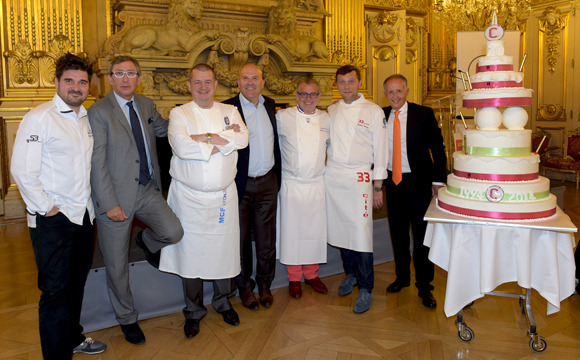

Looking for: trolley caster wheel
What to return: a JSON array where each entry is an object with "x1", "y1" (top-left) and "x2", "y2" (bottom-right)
[
  {"x1": 519, "y1": 298, "x2": 525, "y2": 314},
  {"x1": 466, "y1": 301, "x2": 474, "y2": 308},
  {"x1": 457, "y1": 326, "x2": 474, "y2": 342},
  {"x1": 529, "y1": 337, "x2": 547, "y2": 353}
]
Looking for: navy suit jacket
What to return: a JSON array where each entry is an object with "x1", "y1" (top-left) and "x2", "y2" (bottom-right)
[
  {"x1": 382, "y1": 102, "x2": 447, "y2": 188},
  {"x1": 223, "y1": 94, "x2": 282, "y2": 202}
]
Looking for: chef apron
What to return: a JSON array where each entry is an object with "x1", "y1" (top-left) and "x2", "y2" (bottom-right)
[
  {"x1": 160, "y1": 179, "x2": 240, "y2": 279},
  {"x1": 325, "y1": 160, "x2": 374, "y2": 252}
]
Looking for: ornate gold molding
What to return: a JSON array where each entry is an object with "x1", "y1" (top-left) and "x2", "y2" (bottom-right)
[
  {"x1": 364, "y1": 0, "x2": 429, "y2": 12},
  {"x1": 367, "y1": 11, "x2": 401, "y2": 44},
  {"x1": 539, "y1": 6, "x2": 566, "y2": 75},
  {"x1": 406, "y1": 18, "x2": 418, "y2": 47}
]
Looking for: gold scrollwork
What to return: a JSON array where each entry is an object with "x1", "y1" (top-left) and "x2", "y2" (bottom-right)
[
  {"x1": 373, "y1": 45, "x2": 396, "y2": 62},
  {"x1": 368, "y1": 11, "x2": 400, "y2": 44},
  {"x1": 539, "y1": 6, "x2": 566, "y2": 75},
  {"x1": 156, "y1": 71, "x2": 190, "y2": 96},
  {"x1": 406, "y1": 18, "x2": 418, "y2": 47},
  {"x1": 3, "y1": 39, "x2": 39, "y2": 85},
  {"x1": 538, "y1": 103, "x2": 564, "y2": 121},
  {"x1": 405, "y1": 49, "x2": 417, "y2": 65}
]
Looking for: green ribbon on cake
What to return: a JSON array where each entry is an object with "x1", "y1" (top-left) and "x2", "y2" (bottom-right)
[
  {"x1": 446, "y1": 185, "x2": 550, "y2": 201},
  {"x1": 465, "y1": 146, "x2": 531, "y2": 156}
]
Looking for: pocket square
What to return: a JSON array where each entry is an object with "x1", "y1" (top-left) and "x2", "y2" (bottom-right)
[{"x1": 147, "y1": 117, "x2": 153, "y2": 124}]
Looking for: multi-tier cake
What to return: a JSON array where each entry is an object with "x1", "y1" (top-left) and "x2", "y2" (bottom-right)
[{"x1": 436, "y1": 21, "x2": 558, "y2": 221}]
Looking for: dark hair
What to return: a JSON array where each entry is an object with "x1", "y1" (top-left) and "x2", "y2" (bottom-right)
[
  {"x1": 335, "y1": 65, "x2": 361, "y2": 81},
  {"x1": 189, "y1": 63, "x2": 215, "y2": 80},
  {"x1": 383, "y1": 74, "x2": 408, "y2": 88},
  {"x1": 108, "y1": 55, "x2": 141, "y2": 75},
  {"x1": 55, "y1": 53, "x2": 93, "y2": 80},
  {"x1": 296, "y1": 77, "x2": 320, "y2": 93}
]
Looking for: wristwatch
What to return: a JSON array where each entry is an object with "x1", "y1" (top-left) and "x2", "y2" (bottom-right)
[
  {"x1": 206, "y1": 132, "x2": 212, "y2": 144},
  {"x1": 373, "y1": 186, "x2": 382, "y2": 192}
]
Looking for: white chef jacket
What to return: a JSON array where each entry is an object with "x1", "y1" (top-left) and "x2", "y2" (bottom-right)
[
  {"x1": 276, "y1": 106, "x2": 329, "y2": 264},
  {"x1": 327, "y1": 94, "x2": 388, "y2": 180},
  {"x1": 160, "y1": 100, "x2": 248, "y2": 279},
  {"x1": 167, "y1": 101, "x2": 249, "y2": 191},
  {"x1": 11, "y1": 94, "x2": 95, "y2": 228}
]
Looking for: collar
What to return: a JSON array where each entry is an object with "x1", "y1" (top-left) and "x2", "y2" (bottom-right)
[
  {"x1": 391, "y1": 101, "x2": 408, "y2": 115},
  {"x1": 53, "y1": 94, "x2": 87, "y2": 117},
  {"x1": 342, "y1": 93, "x2": 365, "y2": 106},
  {"x1": 297, "y1": 105, "x2": 317, "y2": 115},
  {"x1": 113, "y1": 91, "x2": 135, "y2": 109},
  {"x1": 239, "y1": 93, "x2": 264, "y2": 108}
]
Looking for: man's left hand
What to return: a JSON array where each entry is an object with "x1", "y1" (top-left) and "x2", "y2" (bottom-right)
[{"x1": 373, "y1": 189, "x2": 383, "y2": 209}]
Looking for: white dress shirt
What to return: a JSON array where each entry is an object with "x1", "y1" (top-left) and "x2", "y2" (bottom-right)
[
  {"x1": 11, "y1": 94, "x2": 95, "y2": 227},
  {"x1": 238, "y1": 93, "x2": 275, "y2": 177},
  {"x1": 386, "y1": 101, "x2": 411, "y2": 173},
  {"x1": 327, "y1": 94, "x2": 389, "y2": 180},
  {"x1": 168, "y1": 101, "x2": 249, "y2": 192}
]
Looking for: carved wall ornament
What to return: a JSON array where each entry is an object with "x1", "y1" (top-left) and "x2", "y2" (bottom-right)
[
  {"x1": 3, "y1": 39, "x2": 39, "y2": 85},
  {"x1": 406, "y1": 18, "x2": 418, "y2": 47},
  {"x1": 295, "y1": 0, "x2": 331, "y2": 16},
  {"x1": 538, "y1": 103, "x2": 563, "y2": 121},
  {"x1": 368, "y1": 11, "x2": 400, "y2": 43},
  {"x1": 539, "y1": 6, "x2": 566, "y2": 75},
  {"x1": 364, "y1": 0, "x2": 429, "y2": 12},
  {"x1": 405, "y1": 49, "x2": 417, "y2": 64},
  {"x1": 155, "y1": 71, "x2": 191, "y2": 96},
  {"x1": 373, "y1": 45, "x2": 396, "y2": 62}
]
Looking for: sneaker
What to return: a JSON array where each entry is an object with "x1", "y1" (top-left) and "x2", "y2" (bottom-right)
[
  {"x1": 338, "y1": 274, "x2": 357, "y2": 296},
  {"x1": 353, "y1": 289, "x2": 373, "y2": 314},
  {"x1": 73, "y1": 338, "x2": 107, "y2": 354}
]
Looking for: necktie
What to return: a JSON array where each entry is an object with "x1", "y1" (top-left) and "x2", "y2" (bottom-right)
[
  {"x1": 392, "y1": 110, "x2": 402, "y2": 185},
  {"x1": 127, "y1": 101, "x2": 150, "y2": 185}
]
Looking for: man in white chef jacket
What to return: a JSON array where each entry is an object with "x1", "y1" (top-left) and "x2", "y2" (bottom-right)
[
  {"x1": 276, "y1": 78, "x2": 330, "y2": 299},
  {"x1": 159, "y1": 64, "x2": 249, "y2": 338},
  {"x1": 325, "y1": 65, "x2": 389, "y2": 313}
]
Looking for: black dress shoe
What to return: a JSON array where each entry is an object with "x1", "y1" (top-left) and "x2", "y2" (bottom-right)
[
  {"x1": 184, "y1": 319, "x2": 200, "y2": 338},
  {"x1": 386, "y1": 280, "x2": 410, "y2": 293},
  {"x1": 220, "y1": 309, "x2": 240, "y2": 326},
  {"x1": 418, "y1": 291, "x2": 437, "y2": 308},
  {"x1": 135, "y1": 231, "x2": 160, "y2": 268},
  {"x1": 120, "y1": 322, "x2": 146, "y2": 345}
]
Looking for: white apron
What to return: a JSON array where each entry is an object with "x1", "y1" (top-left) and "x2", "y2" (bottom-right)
[
  {"x1": 277, "y1": 173, "x2": 327, "y2": 265},
  {"x1": 325, "y1": 161, "x2": 374, "y2": 252},
  {"x1": 159, "y1": 179, "x2": 240, "y2": 279}
]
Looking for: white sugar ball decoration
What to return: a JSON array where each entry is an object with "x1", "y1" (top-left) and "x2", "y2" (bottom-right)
[
  {"x1": 474, "y1": 107, "x2": 502, "y2": 130},
  {"x1": 502, "y1": 106, "x2": 528, "y2": 130}
]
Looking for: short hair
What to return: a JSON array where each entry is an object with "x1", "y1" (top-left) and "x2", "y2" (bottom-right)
[
  {"x1": 55, "y1": 53, "x2": 93, "y2": 80},
  {"x1": 335, "y1": 65, "x2": 361, "y2": 81},
  {"x1": 189, "y1": 64, "x2": 215, "y2": 81},
  {"x1": 296, "y1": 77, "x2": 320, "y2": 94},
  {"x1": 108, "y1": 55, "x2": 141, "y2": 75},
  {"x1": 383, "y1": 74, "x2": 408, "y2": 89}
]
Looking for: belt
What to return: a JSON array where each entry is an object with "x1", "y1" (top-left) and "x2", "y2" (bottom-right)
[
  {"x1": 248, "y1": 169, "x2": 273, "y2": 181},
  {"x1": 387, "y1": 170, "x2": 412, "y2": 180}
]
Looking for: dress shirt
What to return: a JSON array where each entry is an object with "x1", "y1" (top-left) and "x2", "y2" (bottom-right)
[
  {"x1": 168, "y1": 101, "x2": 249, "y2": 192},
  {"x1": 327, "y1": 94, "x2": 388, "y2": 180},
  {"x1": 11, "y1": 94, "x2": 95, "y2": 227},
  {"x1": 113, "y1": 91, "x2": 153, "y2": 176},
  {"x1": 238, "y1": 93, "x2": 275, "y2": 177},
  {"x1": 276, "y1": 106, "x2": 329, "y2": 179}
]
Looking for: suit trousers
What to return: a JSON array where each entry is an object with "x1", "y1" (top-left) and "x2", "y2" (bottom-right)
[
  {"x1": 96, "y1": 179, "x2": 183, "y2": 324},
  {"x1": 385, "y1": 173, "x2": 434, "y2": 292},
  {"x1": 236, "y1": 171, "x2": 278, "y2": 292},
  {"x1": 182, "y1": 278, "x2": 236, "y2": 320},
  {"x1": 29, "y1": 211, "x2": 94, "y2": 360}
]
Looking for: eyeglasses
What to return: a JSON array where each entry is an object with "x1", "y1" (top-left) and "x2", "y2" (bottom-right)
[
  {"x1": 297, "y1": 92, "x2": 320, "y2": 99},
  {"x1": 111, "y1": 70, "x2": 139, "y2": 78}
]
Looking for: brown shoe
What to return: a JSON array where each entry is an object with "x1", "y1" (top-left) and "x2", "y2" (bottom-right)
[
  {"x1": 240, "y1": 290, "x2": 260, "y2": 310},
  {"x1": 259, "y1": 288, "x2": 274, "y2": 308},
  {"x1": 289, "y1": 281, "x2": 302, "y2": 298},
  {"x1": 304, "y1": 277, "x2": 328, "y2": 294}
]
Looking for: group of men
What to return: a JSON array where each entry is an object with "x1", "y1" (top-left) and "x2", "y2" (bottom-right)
[{"x1": 11, "y1": 53, "x2": 446, "y2": 359}]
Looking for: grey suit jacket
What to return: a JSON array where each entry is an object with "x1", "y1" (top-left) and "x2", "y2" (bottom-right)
[{"x1": 88, "y1": 92, "x2": 168, "y2": 216}]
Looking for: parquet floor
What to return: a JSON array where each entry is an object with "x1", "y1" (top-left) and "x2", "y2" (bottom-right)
[{"x1": 1, "y1": 182, "x2": 580, "y2": 359}]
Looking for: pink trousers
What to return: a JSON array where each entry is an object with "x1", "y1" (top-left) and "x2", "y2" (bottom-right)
[{"x1": 286, "y1": 264, "x2": 320, "y2": 282}]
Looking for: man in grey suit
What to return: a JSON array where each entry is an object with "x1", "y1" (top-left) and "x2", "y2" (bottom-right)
[{"x1": 88, "y1": 55, "x2": 183, "y2": 345}]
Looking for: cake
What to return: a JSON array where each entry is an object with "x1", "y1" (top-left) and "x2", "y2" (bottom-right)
[{"x1": 436, "y1": 22, "x2": 558, "y2": 221}]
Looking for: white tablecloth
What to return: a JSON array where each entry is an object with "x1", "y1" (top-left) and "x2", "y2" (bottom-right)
[{"x1": 424, "y1": 203, "x2": 577, "y2": 317}]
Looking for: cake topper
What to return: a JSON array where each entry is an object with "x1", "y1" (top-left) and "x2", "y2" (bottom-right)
[{"x1": 485, "y1": 12, "x2": 504, "y2": 41}]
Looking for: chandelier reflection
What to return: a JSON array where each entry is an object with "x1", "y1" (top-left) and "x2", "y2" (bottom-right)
[{"x1": 433, "y1": 0, "x2": 531, "y2": 32}]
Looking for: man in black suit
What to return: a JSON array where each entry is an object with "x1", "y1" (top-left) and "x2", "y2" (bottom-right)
[
  {"x1": 223, "y1": 64, "x2": 282, "y2": 309},
  {"x1": 382, "y1": 74, "x2": 447, "y2": 308}
]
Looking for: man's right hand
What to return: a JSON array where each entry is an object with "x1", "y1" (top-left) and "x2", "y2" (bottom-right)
[
  {"x1": 106, "y1": 206, "x2": 128, "y2": 222},
  {"x1": 45, "y1": 206, "x2": 60, "y2": 217}
]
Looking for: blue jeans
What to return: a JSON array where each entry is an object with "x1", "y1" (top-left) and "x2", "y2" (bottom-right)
[
  {"x1": 29, "y1": 211, "x2": 94, "y2": 360},
  {"x1": 340, "y1": 248, "x2": 374, "y2": 291}
]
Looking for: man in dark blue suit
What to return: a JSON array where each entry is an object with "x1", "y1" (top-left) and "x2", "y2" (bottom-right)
[
  {"x1": 223, "y1": 64, "x2": 282, "y2": 309},
  {"x1": 382, "y1": 74, "x2": 447, "y2": 308}
]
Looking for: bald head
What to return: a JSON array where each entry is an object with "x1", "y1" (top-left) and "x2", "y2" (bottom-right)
[{"x1": 238, "y1": 64, "x2": 265, "y2": 106}]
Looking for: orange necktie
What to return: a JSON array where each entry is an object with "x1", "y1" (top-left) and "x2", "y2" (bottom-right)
[{"x1": 392, "y1": 110, "x2": 402, "y2": 185}]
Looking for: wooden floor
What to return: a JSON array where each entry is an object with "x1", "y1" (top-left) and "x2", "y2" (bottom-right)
[{"x1": 1, "y1": 182, "x2": 580, "y2": 359}]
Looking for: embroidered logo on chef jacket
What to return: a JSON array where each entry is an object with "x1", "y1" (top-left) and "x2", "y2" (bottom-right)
[
  {"x1": 224, "y1": 116, "x2": 230, "y2": 129},
  {"x1": 219, "y1": 189, "x2": 228, "y2": 224},
  {"x1": 363, "y1": 193, "x2": 369, "y2": 218},
  {"x1": 26, "y1": 135, "x2": 40, "y2": 143},
  {"x1": 306, "y1": 118, "x2": 310, "y2": 123},
  {"x1": 320, "y1": 127, "x2": 329, "y2": 133},
  {"x1": 382, "y1": 117, "x2": 387, "y2": 128},
  {"x1": 357, "y1": 119, "x2": 370, "y2": 129}
]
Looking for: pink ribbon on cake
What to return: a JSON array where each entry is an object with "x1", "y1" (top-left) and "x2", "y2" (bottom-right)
[
  {"x1": 437, "y1": 200, "x2": 557, "y2": 220},
  {"x1": 477, "y1": 64, "x2": 514, "y2": 73},
  {"x1": 471, "y1": 81, "x2": 522, "y2": 89},
  {"x1": 453, "y1": 170, "x2": 538, "y2": 181},
  {"x1": 463, "y1": 97, "x2": 532, "y2": 108}
]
